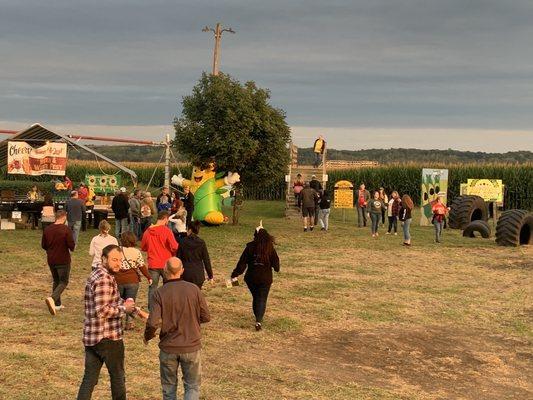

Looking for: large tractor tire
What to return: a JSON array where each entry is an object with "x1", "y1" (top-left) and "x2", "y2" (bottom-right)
[
  {"x1": 448, "y1": 195, "x2": 488, "y2": 229},
  {"x1": 462, "y1": 220, "x2": 491, "y2": 239},
  {"x1": 495, "y1": 209, "x2": 533, "y2": 247}
]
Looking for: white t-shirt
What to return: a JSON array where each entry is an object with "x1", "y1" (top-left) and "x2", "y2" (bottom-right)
[
  {"x1": 89, "y1": 234, "x2": 119, "y2": 268},
  {"x1": 169, "y1": 210, "x2": 187, "y2": 233},
  {"x1": 387, "y1": 198, "x2": 395, "y2": 217}
]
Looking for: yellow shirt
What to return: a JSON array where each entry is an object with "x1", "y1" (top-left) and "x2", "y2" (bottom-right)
[
  {"x1": 86, "y1": 187, "x2": 96, "y2": 206},
  {"x1": 314, "y1": 139, "x2": 324, "y2": 153}
]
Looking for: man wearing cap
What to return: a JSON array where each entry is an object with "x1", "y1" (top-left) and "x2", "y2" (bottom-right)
[
  {"x1": 66, "y1": 190, "x2": 86, "y2": 246},
  {"x1": 312, "y1": 135, "x2": 326, "y2": 168},
  {"x1": 112, "y1": 188, "x2": 130, "y2": 239}
]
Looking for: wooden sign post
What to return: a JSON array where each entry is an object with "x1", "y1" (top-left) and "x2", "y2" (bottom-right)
[{"x1": 334, "y1": 180, "x2": 354, "y2": 223}]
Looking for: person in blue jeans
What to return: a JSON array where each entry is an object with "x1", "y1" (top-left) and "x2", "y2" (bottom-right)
[
  {"x1": 65, "y1": 190, "x2": 86, "y2": 247},
  {"x1": 399, "y1": 194, "x2": 414, "y2": 246},
  {"x1": 368, "y1": 191, "x2": 385, "y2": 237},
  {"x1": 144, "y1": 257, "x2": 211, "y2": 400},
  {"x1": 231, "y1": 222, "x2": 280, "y2": 331}
]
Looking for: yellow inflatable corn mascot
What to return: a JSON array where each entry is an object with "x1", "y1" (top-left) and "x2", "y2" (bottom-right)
[{"x1": 171, "y1": 163, "x2": 240, "y2": 225}]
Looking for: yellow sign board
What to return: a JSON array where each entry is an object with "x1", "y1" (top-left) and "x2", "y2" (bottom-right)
[
  {"x1": 465, "y1": 179, "x2": 504, "y2": 203},
  {"x1": 334, "y1": 180, "x2": 354, "y2": 209}
]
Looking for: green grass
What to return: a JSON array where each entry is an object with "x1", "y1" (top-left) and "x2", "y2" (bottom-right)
[{"x1": 0, "y1": 201, "x2": 532, "y2": 399}]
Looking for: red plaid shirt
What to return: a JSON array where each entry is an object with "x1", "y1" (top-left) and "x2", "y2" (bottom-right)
[{"x1": 82, "y1": 266, "x2": 135, "y2": 346}]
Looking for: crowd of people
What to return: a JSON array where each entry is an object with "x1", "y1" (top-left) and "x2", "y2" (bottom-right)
[{"x1": 41, "y1": 185, "x2": 281, "y2": 400}]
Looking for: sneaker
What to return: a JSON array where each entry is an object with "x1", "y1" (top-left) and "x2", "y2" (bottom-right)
[
  {"x1": 372, "y1": 234, "x2": 376, "y2": 238},
  {"x1": 45, "y1": 297, "x2": 56, "y2": 316},
  {"x1": 310, "y1": 226, "x2": 314, "y2": 231},
  {"x1": 321, "y1": 227, "x2": 325, "y2": 231},
  {"x1": 304, "y1": 228, "x2": 307, "y2": 232},
  {"x1": 394, "y1": 233, "x2": 398, "y2": 236},
  {"x1": 55, "y1": 305, "x2": 65, "y2": 311},
  {"x1": 255, "y1": 322, "x2": 262, "y2": 331},
  {"x1": 376, "y1": 232, "x2": 379, "y2": 237},
  {"x1": 386, "y1": 232, "x2": 390, "y2": 235}
]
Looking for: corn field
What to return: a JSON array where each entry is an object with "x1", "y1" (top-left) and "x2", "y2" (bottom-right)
[{"x1": 1, "y1": 161, "x2": 531, "y2": 210}]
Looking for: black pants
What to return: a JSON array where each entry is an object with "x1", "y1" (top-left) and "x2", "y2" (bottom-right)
[
  {"x1": 387, "y1": 216, "x2": 398, "y2": 233},
  {"x1": 246, "y1": 282, "x2": 271, "y2": 323},
  {"x1": 381, "y1": 207, "x2": 386, "y2": 224},
  {"x1": 185, "y1": 209, "x2": 193, "y2": 228},
  {"x1": 49, "y1": 264, "x2": 70, "y2": 306},
  {"x1": 77, "y1": 339, "x2": 126, "y2": 400}
]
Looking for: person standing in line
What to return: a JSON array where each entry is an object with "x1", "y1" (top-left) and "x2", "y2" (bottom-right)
[
  {"x1": 129, "y1": 189, "x2": 142, "y2": 240},
  {"x1": 399, "y1": 194, "x2": 414, "y2": 246},
  {"x1": 66, "y1": 190, "x2": 86, "y2": 246},
  {"x1": 117, "y1": 231, "x2": 152, "y2": 330},
  {"x1": 169, "y1": 199, "x2": 188, "y2": 245},
  {"x1": 76, "y1": 244, "x2": 147, "y2": 400},
  {"x1": 78, "y1": 183, "x2": 89, "y2": 231},
  {"x1": 156, "y1": 186, "x2": 172, "y2": 212},
  {"x1": 300, "y1": 182, "x2": 318, "y2": 232},
  {"x1": 312, "y1": 135, "x2": 326, "y2": 168},
  {"x1": 231, "y1": 223, "x2": 280, "y2": 331},
  {"x1": 309, "y1": 175, "x2": 322, "y2": 224},
  {"x1": 144, "y1": 257, "x2": 211, "y2": 400},
  {"x1": 42, "y1": 210, "x2": 75, "y2": 315},
  {"x1": 141, "y1": 211, "x2": 179, "y2": 311},
  {"x1": 177, "y1": 221, "x2": 213, "y2": 289},
  {"x1": 181, "y1": 186, "x2": 194, "y2": 228},
  {"x1": 89, "y1": 220, "x2": 119, "y2": 269},
  {"x1": 140, "y1": 191, "x2": 156, "y2": 235},
  {"x1": 318, "y1": 189, "x2": 331, "y2": 231},
  {"x1": 111, "y1": 187, "x2": 130, "y2": 239},
  {"x1": 378, "y1": 187, "x2": 388, "y2": 225},
  {"x1": 368, "y1": 191, "x2": 385, "y2": 237},
  {"x1": 293, "y1": 174, "x2": 304, "y2": 209},
  {"x1": 356, "y1": 183, "x2": 370, "y2": 228},
  {"x1": 85, "y1": 185, "x2": 96, "y2": 229},
  {"x1": 386, "y1": 191, "x2": 401, "y2": 235},
  {"x1": 432, "y1": 193, "x2": 450, "y2": 243}
]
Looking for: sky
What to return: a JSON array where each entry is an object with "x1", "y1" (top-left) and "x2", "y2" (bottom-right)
[{"x1": 1, "y1": 0, "x2": 532, "y2": 152}]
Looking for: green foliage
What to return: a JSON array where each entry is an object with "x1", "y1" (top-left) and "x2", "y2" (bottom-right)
[
  {"x1": 173, "y1": 73, "x2": 291, "y2": 186},
  {"x1": 68, "y1": 145, "x2": 188, "y2": 163},
  {"x1": 297, "y1": 147, "x2": 533, "y2": 165}
]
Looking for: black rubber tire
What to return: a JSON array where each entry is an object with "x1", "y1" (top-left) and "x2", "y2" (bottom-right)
[
  {"x1": 462, "y1": 220, "x2": 491, "y2": 239},
  {"x1": 495, "y1": 209, "x2": 533, "y2": 247},
  {"x1": 448, "y1": 195, "x2": 488, "y2": 229}
]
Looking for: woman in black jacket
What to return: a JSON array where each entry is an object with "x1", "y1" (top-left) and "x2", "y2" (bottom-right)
[
  {"x1": 177, "y1": 221, "x2": 213, "y2": 288},
  {"x1": 399, "y1": 194, "x2": 414, "y2": 246},
  {"x1": 231, "y1": 224, "x2": 280, "y2": 331}
]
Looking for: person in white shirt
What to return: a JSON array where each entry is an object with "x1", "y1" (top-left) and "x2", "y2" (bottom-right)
[
  {"x1": 168, "y1": 199, "x2": 188, "y2": 245},
  {"x1": 89, "y1": 220, "x2": 119, "y2": 268}
]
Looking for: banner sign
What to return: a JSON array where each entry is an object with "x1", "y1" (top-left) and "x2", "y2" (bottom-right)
[
  {"x1": 334, "y1": 180, "x2": 354, "y2": 209},
  {"x1": 420, "y1": 168, "x2": 448, "y2": 226},
  {"x1": 464, "y1": 179, "x2": 504, "y2": 203},
  {"x1": 7, "y1": 141, "x2": 67, "y2": 176},
  {"x1": 85, "y1": 174, "x2": 121, "y2": 194}
]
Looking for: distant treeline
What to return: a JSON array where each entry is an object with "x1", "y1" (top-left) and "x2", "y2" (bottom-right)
[
  {"x1": 298, "y1": 148, "x2": 533, "y2": 165},
  {"x1": 71, "y1": 145, "x2": 533, "y2": 165}
]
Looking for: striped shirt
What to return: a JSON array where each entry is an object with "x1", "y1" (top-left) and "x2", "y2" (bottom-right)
[{"x1": 82, "y1": 266, "x2": 134, "y2": 347}]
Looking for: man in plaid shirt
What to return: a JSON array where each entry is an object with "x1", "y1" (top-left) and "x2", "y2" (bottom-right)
[{"x1": 77, "y1": 244, "x2": 147, "y2": 400}]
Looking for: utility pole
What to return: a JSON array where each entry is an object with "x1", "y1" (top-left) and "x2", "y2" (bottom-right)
[
  {"x1": 202, "y1": 22, "x2": 235, "y2": 75},
  {"x1": 164, "y1": 133, "x2": 170, "y2": 188}
]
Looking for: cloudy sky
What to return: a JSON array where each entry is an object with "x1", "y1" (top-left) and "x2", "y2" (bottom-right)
[{"x1": 1, "y1": 0, "x2": 532, "y2": 152}]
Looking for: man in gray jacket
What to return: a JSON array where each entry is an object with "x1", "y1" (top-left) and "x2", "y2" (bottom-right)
[
  {"x1": 144, "y1": 257, "x2": 210, "y2": 400},
  {"x1": 65, "y1": 190, "x2": 86, "y2": 246},
  {"x1": 355, "y1": 183, "x2": 371, "y2": 228}
]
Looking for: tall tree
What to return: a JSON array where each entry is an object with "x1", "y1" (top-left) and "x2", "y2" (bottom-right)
[{"x1": 174, "y1": 72, "x2": 291, "y2": 199}]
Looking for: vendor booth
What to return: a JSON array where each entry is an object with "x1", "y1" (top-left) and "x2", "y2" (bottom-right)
[{"x1": 0, "y1": 124, "x2": 138, "y2": 230}]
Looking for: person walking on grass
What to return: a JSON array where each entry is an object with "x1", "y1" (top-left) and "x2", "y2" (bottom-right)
[
  {"x1": 368, "y1": 191, "x2": 385, "y2": 237},
  {"x1": 300, "y1": 182, "x2": 318, "y2": 232},
  {"x1": 141, "y1": 211, "x2": 179, "y2": 311},
  {"x1": 181, "y1": 186, "x2": 194, "y2": 229},
  {"x1": 117, "y1": 231, "x2": 152, "y2": 330},
  {"x1": 293, "y1": 173, "x2": 304, "y2": 208},
  {"x1": 231, "y1": 222, "x2": 280, "y2": 331},
  {"x1": 378, "y1": 187, "x2": 388, "y2": 225},
  {"x1": 111, "y1": 187, "x2": 130, "y2": 239},
  {"x1": 399, "y1": 194, "x2": 414, "y2": 246},
  {"x1": 77, "y1": 244, "x2": 147, "y2": 400},
  {"x1": 42, "y1": 210, "x2": 75, "y2": 316},
  {"x1": 89, "y1": 220, "x2": 119, "y2": 269},
  {"x1": 66, "y1": 190, "x2": 86, "y2": 246},
  {"x1": 432, "y1": 193, "x2": 450, "y2": 243},
  {"x1": 177, "y1": 221, "x2": 213, "y2": 289},
  {"x1": 144, "y1": 257, "x2": 210, "y2": 400},
  {"x1": 169, "y1": 199, "x2": 188, "y2": 245},
  {"x1": 386, "y1": 191, "x2": 401, "y2": 235},
  {"x1": 356, "y1": 183, "x2": 370, "y2": 228},
  {"x1": 129, "y1": 189, "x2": 142, "y2": 240},
  {"x1": 318, "y1": 189, "x2": 331, "y2": 231}
]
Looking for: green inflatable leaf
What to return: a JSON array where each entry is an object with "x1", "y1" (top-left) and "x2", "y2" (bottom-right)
[{"x1": 215, "y1": 171, "x2": 226, "y2": 179}]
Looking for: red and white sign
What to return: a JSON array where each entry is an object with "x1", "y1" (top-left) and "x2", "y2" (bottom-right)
[{"x1": 7, "y1": 141, "x2": 67, "y2": 176}]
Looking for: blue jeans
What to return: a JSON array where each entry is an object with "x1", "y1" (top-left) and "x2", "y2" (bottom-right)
[
  {"x1": 159, "y1": 349, "x2": 201, "y2": 400},
  {"x1": 356, "y1": 206, "x2": 367, "y2": 227},
  {"x1": 69, "y1": 221, "x2": 82, "y2": 246},
  {"x1": 130, "y1": 217, "x2": 141, "y2": 241},
  {"x1": 115, "y1": 218, "x2": 129, "y2": 239},
  {"x1": 318, "y1": 208, "x2": 330, "y2": 230},
  {"x1": 402, "y1": 218, "x2": 412, "y2": 242},
  {"x1": 118, "y1": 283, "x2": 139, "y2": 323},
  {"x1": 313, "y1": 152, "x2": 322, "y2": 167},
  {"x1": 433, "y1": 220, "x2": 444, "y2": 242},
  {"x1": 148, "y1": 269, "x2": 165, "y2": 311},
  {"x1": 370, "y1": 213, "x2": 380, "y2": 234}
]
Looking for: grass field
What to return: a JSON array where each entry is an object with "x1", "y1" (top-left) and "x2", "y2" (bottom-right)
[{"x1": 0, "y1": 201, "x2": 531, "y2": 400}]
